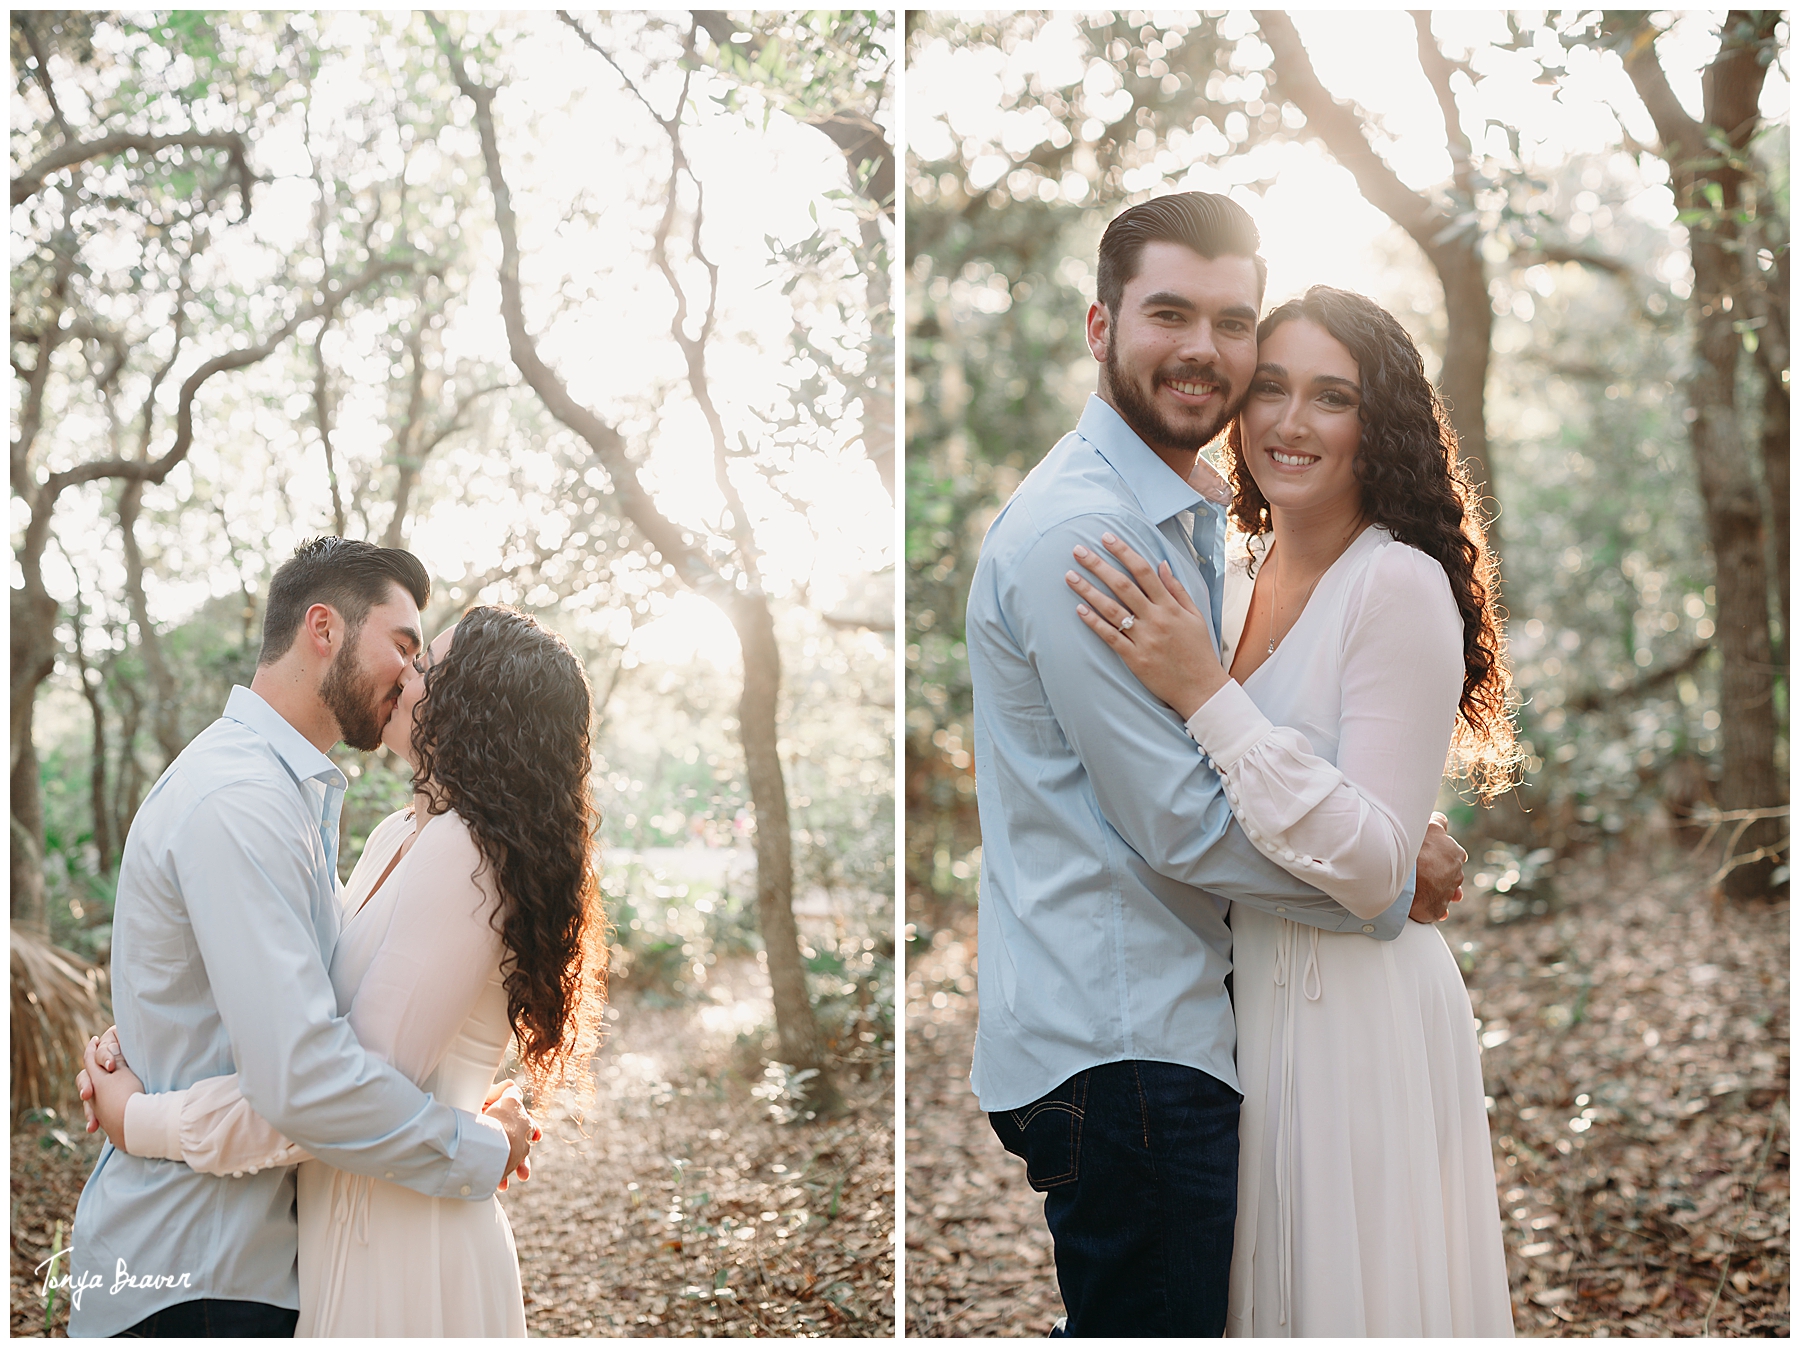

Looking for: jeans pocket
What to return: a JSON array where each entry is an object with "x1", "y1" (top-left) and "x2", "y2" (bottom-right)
[{"x1": 990, "y1": 1070, "x2": 1087, "y2": 1191}]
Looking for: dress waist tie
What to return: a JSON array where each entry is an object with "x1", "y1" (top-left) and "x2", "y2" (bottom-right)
[
  {"x1": 1271, "y1": 919, "x2": 1322, "y2": 1329},
  {"x1": 314, "y1": 1170, "x2": 375, "y2": 1330}
]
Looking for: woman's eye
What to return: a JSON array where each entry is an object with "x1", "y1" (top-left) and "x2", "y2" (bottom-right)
[
  {"x1": 411, "y1": 653, "x2": 428, "y2": 674},
  {"x1": 1251, "y1": 380, "x2": 1283, "y2": 396}
]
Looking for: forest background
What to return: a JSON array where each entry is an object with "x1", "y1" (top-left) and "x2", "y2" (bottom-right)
[
  {"x1": 13, "y1": 10, "x2": 896, "y2": 1336},
  {"x1": 904, "y1": 10, "x2": 1788, "y2": 1337}
]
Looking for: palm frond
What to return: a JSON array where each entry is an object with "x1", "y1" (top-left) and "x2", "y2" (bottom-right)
[{"x1": 11, "y1": 924, "x2": 111, "y2": 1121}]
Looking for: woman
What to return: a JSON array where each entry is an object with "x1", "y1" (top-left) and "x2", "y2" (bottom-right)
[
  {"x1": 1066, "y1": 286, "x2": 1517, "y2": 1336},
  {"x1": 84, "y1": 606, "x2": 607, "y2": 1336}
]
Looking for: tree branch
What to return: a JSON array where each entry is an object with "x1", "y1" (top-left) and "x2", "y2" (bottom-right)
[
  {"x1": 1410, "y1": 12, "x2": 1474, "y2": 200},
  {"x1": 12, "y1": 130, "x2": 254, "y2": 208},
  {"x1": 428, "y1": 11, "x2": 733, "y2": 603},
  {"x1": 1256, "y1": 11, "x2": 1445, "y2": 250}
]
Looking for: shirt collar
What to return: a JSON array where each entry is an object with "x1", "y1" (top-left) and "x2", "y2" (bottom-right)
[
  {"x1": 223, "y1": 686, "x2": 347, "y2": 790},
  {"x1": 1076, "y1": 394, "x2": 1208, "y2": 527}
]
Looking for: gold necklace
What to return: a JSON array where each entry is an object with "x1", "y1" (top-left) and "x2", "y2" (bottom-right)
[{"x1": 1262, "y1": 521, "x2": 1366, "y2": 656}]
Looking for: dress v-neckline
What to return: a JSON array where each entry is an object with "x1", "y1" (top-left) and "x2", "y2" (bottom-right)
[
  {"x1": 1233, "y1": 525, "x2": 1377, "y2": 689},
  {"x1": 347, "y1": 810, "x2": 434, "y2": 924}
]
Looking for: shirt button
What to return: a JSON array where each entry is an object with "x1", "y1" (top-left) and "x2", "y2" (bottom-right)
[
  {"x1": 1276, "y1": 906, "x2": 1286, "y2": 914},
  {"x1": 386, "y1": 1172, "x2": 396, "y2": 1180},
  {"x1": 461, "y1": 1185, "x2": 472, "y2": 1196},
  {"x1": 1362, "y1": 924, "x2": 1375, "y2": 933}
]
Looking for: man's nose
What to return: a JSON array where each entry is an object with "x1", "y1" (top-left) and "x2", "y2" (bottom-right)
[{"x1": 1174, "y1": 319, "x2": 1220, "y2": 368}]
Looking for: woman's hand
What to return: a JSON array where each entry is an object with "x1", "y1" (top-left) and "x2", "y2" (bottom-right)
[
  {"x1": 82, "y1": 1035, "x2": 143, "y2": 1151},
  {"x1": 1066, "y1": 532, "x2": 1230, "y2": 720}
]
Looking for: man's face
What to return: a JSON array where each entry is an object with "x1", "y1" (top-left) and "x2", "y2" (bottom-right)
[
  {"x1": 1087, "y1": 241, "x2": 1261, "y2": 469},
  {"x1": 318, "y1": 583, "x2": 423, "y2": 752}
]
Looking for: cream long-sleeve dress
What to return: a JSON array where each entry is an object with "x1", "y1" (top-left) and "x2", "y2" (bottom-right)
[
  {"x1": 123, "y1": 808, "x2": 526, "y2": 1337},
  {"x1": 1184, "y1": 526, "x2": 1513, "y2": 1338}
]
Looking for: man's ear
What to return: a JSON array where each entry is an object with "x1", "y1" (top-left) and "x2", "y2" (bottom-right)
[
  {"x1": 1086, "y1": 301, "x2": 1111, "y2": 365},
  {"x1": 301, "y1": 602, "x2": 340, "y2": 659}
]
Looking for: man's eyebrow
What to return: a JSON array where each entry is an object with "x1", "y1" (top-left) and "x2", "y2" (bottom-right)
[
  {"x1": 1219, "y1": 303, "x2": 1259, "y2": 324},
  {"x1": 1137, "y1": 290, "x2": 1195, "y2": 311}
]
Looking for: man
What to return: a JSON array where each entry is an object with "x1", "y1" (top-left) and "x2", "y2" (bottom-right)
[
  {"x1": 69, "y1": 538, "x2": 535, "y2": 1338},
  {"x1": 966, "y1": 193, "x2": 1467, "y2": 1335}
]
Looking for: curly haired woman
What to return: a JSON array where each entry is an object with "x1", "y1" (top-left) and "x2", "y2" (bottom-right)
[
  {"x1": 83, "y1": 606, "x2": 606, "y2": 1336},
  {"x1": 1067, "y1": 286, "x2": 1517, "y2": 1335}
]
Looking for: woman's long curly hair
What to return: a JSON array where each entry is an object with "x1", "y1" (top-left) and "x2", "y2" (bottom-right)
[
  {"x1": 1224, "y1": 285, "x2": 1520, "y2": 799},
  {"x1": 409, "y1": 606, "x2": 607, "y2": 1097}
]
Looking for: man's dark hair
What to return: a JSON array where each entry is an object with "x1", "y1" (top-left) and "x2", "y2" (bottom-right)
[
  {"x1": 1096, "y1": 192, "x2": 1268, "y2": 314},
  {"x1": 257, "y1": 537, "x2": 431, "y2": 665}
]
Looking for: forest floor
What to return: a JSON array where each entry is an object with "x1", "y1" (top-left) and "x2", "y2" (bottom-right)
[
  {"x1": 904, "y1": 833, "x2": 1788, "y2": 1336},
  {"x1": 12, "y1": 956, "x2": 895, "y2": 1338}
]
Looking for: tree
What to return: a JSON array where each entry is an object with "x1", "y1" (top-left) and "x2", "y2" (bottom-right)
[
  {"x1": 430, "y1": 11, "x2": 890, "y2": 1113},
  {"x1": 1584, "y1": 10, "x2": 1787, "y2": 896}
]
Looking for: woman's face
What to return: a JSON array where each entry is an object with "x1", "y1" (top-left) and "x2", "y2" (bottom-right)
[
  {"x1": 383, "y1": 624, "x2": 457, "y2": 768},
  {"x1": 1237, "y1": 318, "x2": 1364, "y2": 521}
]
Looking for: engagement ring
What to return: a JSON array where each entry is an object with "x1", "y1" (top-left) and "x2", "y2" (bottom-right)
[{"x1": 1119, "y1": 614, "x2": 1136, "y2": 632}]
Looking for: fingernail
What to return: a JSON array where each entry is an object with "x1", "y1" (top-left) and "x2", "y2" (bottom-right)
[
  {"x1": 1102, "y1": 532, "x2": 1118, "y2": 545},
  {"x1": 1073, "y1": 545, "x2": 1089, "y2": 558},
  {"x1": 1065, "y1": 570, "x2": 1078, "y2": 582},
  {"x1": 1076, "y1": 604, "x2": 1090, "y2": 616}
]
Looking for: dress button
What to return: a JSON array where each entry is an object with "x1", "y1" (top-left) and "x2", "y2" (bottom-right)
[
  {"x1": 461, "y1": 1184, "x2": 472, "y2": 1196},
  {"x1": 1362, "y1": 924, "x2": 1375, "y2": 933},
  {"x1": 1276, "y1": 906, "x2": 1286, "y2": 914},
  {"x1": 386, "y1": 1172, "x2": 395, "y2": 1179},
  {"x1": 1281, "y1": 847, "x2": 1296, "y2": 862}
]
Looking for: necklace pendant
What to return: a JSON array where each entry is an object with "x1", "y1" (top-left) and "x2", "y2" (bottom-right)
[{"x1": 1267, "y1": 636, "x2": 1276, "y2": 655}]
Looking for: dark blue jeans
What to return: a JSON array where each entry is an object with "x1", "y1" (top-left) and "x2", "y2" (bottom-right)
[
  {"x1": 990, "y1": 1059, "x2": 1241, "y2": 1337},
  {"x1": 117, "y1": 1299, "x2": 298, "y2": 1337}
]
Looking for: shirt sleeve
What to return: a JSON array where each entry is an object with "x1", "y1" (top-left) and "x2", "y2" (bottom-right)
[
  {"x1": 170, "y1": 782, "x2": 510, "y2": 1199},
  {"x1": 1004, "y1": 510, "x2": 1410, "y2": 938},
  {"x1": 122, "y1": 811, "x2": 510, "y2": 1179},
  {"x1": 1183, "y1": 543, "x2": 1464, "y2": 920}
]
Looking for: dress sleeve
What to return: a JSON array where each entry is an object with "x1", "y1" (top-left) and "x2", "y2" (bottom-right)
[
  {"x1": 1183, "y1": 543, "x2": 1464, "y2": 919},
  {"x1": 123, "y1": 1075, "x2": 310, "y2": 1175},
  {"x1": 123, "y1": 811, "x2": 506, "y2": 1174}
]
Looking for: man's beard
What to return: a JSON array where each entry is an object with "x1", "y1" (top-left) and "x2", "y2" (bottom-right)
[
  {"x1": 319, "y1": 636, "x2": 396, "y2": 752},
  {"x1": 1106, "y1": 342, "x2": 1242, "y2": 458}
]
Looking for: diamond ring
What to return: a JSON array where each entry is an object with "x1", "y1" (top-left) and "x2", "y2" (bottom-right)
[{"x1": 1119, "y1": 614, "x2": 1136, "y2": 632}]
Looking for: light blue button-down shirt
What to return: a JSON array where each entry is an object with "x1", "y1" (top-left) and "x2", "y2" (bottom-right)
[
  {"x1": 968, "y1": 396, "x2": 1412, "y2": 1112},
  {"x1": 69, "y1": 686, "x2": 509, "y2": 1336}
]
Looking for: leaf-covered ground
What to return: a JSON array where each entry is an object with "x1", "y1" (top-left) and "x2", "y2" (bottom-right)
[
  {"x1": 904, "y1": 836, "x2": 1788, "y2": 1335},
  {"x1": 12, "y1": 957, "x2": 895, "y2": 1338}
]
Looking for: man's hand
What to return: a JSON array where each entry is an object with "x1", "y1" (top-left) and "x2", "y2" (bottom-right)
[
  {"x1": 1409, "y1": 811, "x2": 1467, "y2": 924},
  {"x1": 82, "y1": 1036, "x2": 144, "y2": 1150},
  {"x1": 482, "y1": 1080, "x2": 538, "y2": 1192}
]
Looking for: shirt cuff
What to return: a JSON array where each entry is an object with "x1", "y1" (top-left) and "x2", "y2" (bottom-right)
[
  {"x1": 123, "y1": 1092, "x2": 184, "y2": 1162},
  {"x1": 1184, "y1": 679, "x2": 1274, "y2": 770}
]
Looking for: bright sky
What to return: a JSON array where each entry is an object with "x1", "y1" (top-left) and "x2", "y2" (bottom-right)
[
  {"x1": 910, "y1": 12, "x2": 1789, "y2": 317},
  {"x1": 33, "y1": 12, "x2": 893, "y2": 675}
]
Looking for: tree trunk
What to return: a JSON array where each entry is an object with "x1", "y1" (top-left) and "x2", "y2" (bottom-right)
[
  {"x1": 1431, "y1": 247, "x2": 1494, "y2": 501},
  {"x1": 118, "y1": 479, "x2": 184, "y2": 765},
  {"x1": 1609, "y1": 10, "x2": 1785, "y2": 897},
  {"x1": 1690, "y1": 239, "x2": 1783, "y2": 897},
  {"x1": 861, "y1": 216, "x2": 895, "y2": 501},
  {"x1": 731, "y1": 594, "x2": 840, "y2": 1113}
]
